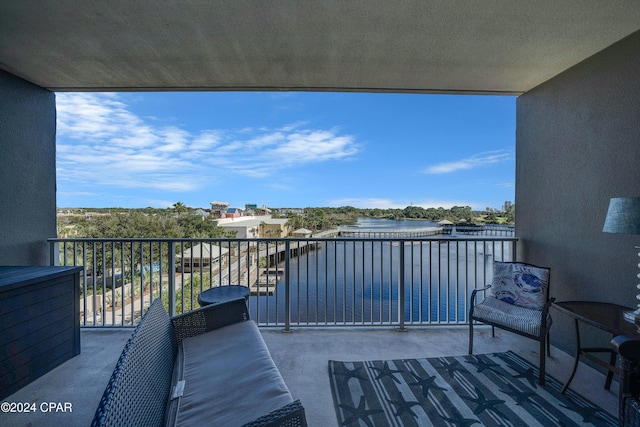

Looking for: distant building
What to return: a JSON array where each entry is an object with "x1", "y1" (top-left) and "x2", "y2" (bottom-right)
[
  {"x1": 176, "y1": 243, "x2": 229, "y2": 273},
  {"x1": 216, "y1": 216, "x2": 289, "y2": 238},
  {"x1": 279, "y1": 208, "x2": 304, "y2": 215},
  {"x1": 255, "y1": 205, "x2": 271, "y2": 216},
  {"x1": 210, "y1": 201, "x2": 229, "y2": 218},
  {"x1": 259, "y1": 218, "x2": 289, "y2": 238},
  {"x1": 291, "y1": 228, "x2": 313, "y2": 238},
  {"x1": 224, "y1": 207, "x2": 242, "y2": 219},
  {"x1": 192, "y1": 208, "x2": 208, "y2": 217},
  {"x1": 217, "y1": 217, "x2": 261, "y2": 238},
  {"x1": 502, "y1": 201, "x2": 513, "y2": 212}
]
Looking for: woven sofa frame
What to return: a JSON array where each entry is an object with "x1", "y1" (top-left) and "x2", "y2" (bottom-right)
[
  {"x1": 612, "y1": 335, "x2": 640, "y2": 427},
  {"x1": 91, "y1": 298, "x2": 307, "y2": 427}
]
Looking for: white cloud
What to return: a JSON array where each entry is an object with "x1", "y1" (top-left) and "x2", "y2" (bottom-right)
[
  {"x1": 55, "y1": 93, "x2": 360, "y2": 193},
  {"x1": 140, "y1": 199, "x2": 179, "y2": 209},
  {"x1": 270, "y1": 131, "x2": 358, "y2": 162},
  {"x1": 423, "y1": 150, "x2": 512, "y2": 174},
  {"x1": 496, "y1": 181, "x2": 515, "y2": 189},
  {"x1": 191, "y1": 131, "x2": 221, "y2": 151}
]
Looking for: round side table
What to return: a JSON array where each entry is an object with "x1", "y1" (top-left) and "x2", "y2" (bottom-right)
[{"x1": 197, "y1": 285, "x2": 250, "y2": 307}]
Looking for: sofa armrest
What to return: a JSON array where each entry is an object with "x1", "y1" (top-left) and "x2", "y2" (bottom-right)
[
  {"x1": 92, "y1": 300, "x2": 175, "y2": 427},
  {"x1": 613, "y1": 335, "x2": 640, "y2": 360},
  {"x1": 241, "y1": 400, "x2": 307, "y2": 427},
  {"x1": 171, "y1": 297, "x2": 249, "y2": 346},
  {"x1": 613, "y1": 335, "x2": 640, "y2": 395},
  {"x1": 613, "y1": 335, "x2": 640, "y2": 426}
]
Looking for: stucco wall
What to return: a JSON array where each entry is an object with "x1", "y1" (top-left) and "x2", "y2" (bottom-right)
[
  {"x1": 516, "y1": 30, "x2": 640, "y2": 354},
  {"x1": 0, "y1": 70, "x2": 56, "y2": 265}
]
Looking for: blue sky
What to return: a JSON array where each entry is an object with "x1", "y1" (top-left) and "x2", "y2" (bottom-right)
[{"x1": 55, "y1": 92, "x2": 515, "y2": 211}]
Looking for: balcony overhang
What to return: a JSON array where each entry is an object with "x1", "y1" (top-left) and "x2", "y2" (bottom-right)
[{"x1": 1, "y1": 1, "x2": 640, "y2": 94}]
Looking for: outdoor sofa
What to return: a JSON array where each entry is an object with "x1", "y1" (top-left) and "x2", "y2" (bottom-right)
[
  {"x1": 613, "y1": 335, "x2": 640, "y2": 427},
  {"x1": 91, "y1": 297, "x2": 307, "y2": 427}
]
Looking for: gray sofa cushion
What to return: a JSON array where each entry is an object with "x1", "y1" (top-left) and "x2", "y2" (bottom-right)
[{"x1": 165, "y1": 320, "x2": 293, "y2": 427}]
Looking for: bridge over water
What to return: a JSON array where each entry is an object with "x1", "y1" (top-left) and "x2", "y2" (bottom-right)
[
  {"x1": 338, "y1": 226, "x2": 444, "y2": 238},
  {"x1": 338, "y1": 224, "x2": 514, "y2": 238}
]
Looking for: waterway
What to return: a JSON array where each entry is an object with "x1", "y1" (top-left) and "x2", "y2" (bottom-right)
[{"x1": 250, "y1": 218, "x2": 514, "y2": 326}]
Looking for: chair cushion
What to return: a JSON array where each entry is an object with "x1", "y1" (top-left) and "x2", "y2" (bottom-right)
[
  {"x1": 473, "y1": 296, "x2": 551, "y2": 337},
  {"x1": 164, "y1": 320, "x2": 293, "y2": 427},
  {"x1": 490, "y1": 262, "x2": 550, "y2": 310}
]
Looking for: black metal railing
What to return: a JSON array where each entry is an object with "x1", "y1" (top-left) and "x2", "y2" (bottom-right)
[{"x1": 49, "y1": 233, "x2": 516, "y2": 329}]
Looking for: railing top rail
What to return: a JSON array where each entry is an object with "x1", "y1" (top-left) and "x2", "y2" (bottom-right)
[{"x1": 49, "y1": 236, "x2": 517, "y2": 243}]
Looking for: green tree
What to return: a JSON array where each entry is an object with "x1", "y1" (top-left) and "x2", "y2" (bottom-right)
[
  {"x1": 485, "y1": 212, "x2": 498, "y2": 223},
  {"x1": 505, "y1": 205, "x2": 515, "y2": 224},
  {"x1": 403, "y1": 205, "x2": 426, "y2": 219},
  {"x1": 285, "y1": 212, "x2": 305, "y2": 231},
  {"x1": 450, "y1": 205, "x2": 473, "y2": 223},
  {"x1": 172, "y1": 201, "x2": 189, "y2": 216},
  {"x1": 176, "y1": 215, "x2": 229, "y2": 238}
]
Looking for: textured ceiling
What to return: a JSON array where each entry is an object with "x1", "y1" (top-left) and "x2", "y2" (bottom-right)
[{"x1": 1, "y1": 1, "x2": 640, "y2": 94}]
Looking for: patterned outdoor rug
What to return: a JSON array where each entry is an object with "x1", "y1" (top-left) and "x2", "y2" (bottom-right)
[{"x1": 329, "y1": 351, "x2": 617, "y2": 426}]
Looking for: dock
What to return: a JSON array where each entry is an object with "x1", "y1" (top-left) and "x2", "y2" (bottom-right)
[
  {"x1": 250, "y1": 268, "x2": 283, "y2": 296},
  {"x1": 339, "y1": 226, "x2": 443, "y2": 238}
]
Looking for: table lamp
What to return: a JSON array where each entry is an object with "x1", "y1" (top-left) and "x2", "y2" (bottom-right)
[{"x1": 603, "y1": 197, "x2": 640, "y2": 322}]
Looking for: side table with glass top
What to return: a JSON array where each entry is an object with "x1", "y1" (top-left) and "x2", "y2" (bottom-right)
[
  {"x1": 552, "y1": 301, "x2": 639, "y2": 393},
  {"x1": 197, "y1": 285, "x2": 250, "y2": 307}
]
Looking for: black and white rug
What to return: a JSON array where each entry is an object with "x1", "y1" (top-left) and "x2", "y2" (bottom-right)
[{"x1": 329, "y1": 351, "x2": 616, "y2": 426}]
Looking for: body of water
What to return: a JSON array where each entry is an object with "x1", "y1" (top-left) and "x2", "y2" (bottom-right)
[{"x1": 250, "y1": 218, "x2": 513, "y2": 326}]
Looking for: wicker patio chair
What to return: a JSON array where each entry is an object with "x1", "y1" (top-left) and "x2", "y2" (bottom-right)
[{"x1": 469, "y1": 261, "x2": 553, "y2": 385}]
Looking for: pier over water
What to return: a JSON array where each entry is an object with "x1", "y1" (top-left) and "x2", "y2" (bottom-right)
[
  {"x1": 339, "y1": 226, "x2": 443, "y2": 238},
  {"x1": 338, "y1": 223, "x2": 514, "y2": 238}
]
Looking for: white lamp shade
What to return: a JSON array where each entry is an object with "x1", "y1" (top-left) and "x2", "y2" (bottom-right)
[{"x1": 603, "y1": 197, "x2": 640, "y2": 235}]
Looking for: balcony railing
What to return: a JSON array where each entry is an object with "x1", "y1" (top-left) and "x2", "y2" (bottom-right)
[{"x1": 49, "y1": 230, "x2": 516, "y2": 330}]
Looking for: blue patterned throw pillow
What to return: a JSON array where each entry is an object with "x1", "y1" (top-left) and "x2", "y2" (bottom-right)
[{"x1": 489, "y1": 262, "x2": 550, "y2": 310}]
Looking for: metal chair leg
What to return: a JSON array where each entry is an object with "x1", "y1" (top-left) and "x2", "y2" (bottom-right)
[{"x1": 546, "y1": 333, "x2": 551, "y2": 357}]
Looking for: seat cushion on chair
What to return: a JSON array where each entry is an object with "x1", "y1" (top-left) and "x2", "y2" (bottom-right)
[
  {"x1": 490, "y1": 262, "x2": 550, "y2": 310},
  {"x1": 165, "y1": 320, "x2": 294, "y2": 427},
  {"x1": 473, "y1": 296, "x2": 551, "y2": 337}
]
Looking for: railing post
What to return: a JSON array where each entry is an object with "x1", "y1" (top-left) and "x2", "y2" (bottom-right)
[
  {"x1": 283, "y1": 240, "x2": 292, "y2": 332},
  {"x1": 168, "y1": 241, "x2": 176, "y2": 317},
  {"x1": 50, "y1": 240, "x2": 59, "y2": 266},
  {"x1": 398, "y1": 240, "x2": 407, "y2": 332}
]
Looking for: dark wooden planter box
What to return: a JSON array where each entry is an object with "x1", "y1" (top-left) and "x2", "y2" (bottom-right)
[{"x1": 0, "y1": 266, "x2": 83, "y2": 400}]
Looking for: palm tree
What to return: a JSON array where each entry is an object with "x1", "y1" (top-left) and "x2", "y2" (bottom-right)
[
  {"x1": 285, "y1": 213, "x2": 304, "y2": 230},
  {"x1": 172, "y1": 201, "x2": 188, "y2": 216}
]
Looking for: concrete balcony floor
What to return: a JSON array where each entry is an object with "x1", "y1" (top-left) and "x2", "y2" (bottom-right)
[{"x1": 2, "y1": 326, "x2": 619, "y2": 426}]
